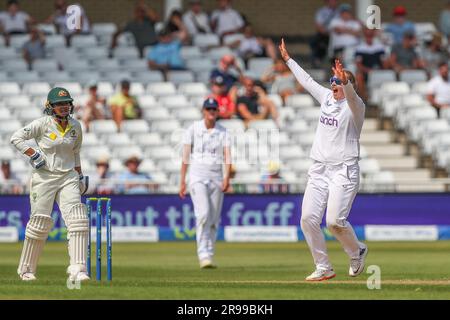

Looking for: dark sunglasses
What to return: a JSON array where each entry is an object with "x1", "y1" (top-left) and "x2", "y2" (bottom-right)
[{"x1": 329, "y1": 76, "x2": 342, "y2": 85}]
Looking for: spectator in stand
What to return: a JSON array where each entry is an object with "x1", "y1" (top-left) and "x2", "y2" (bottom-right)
[
  {"x1": 82, "y1": 81, "x2": 107, "y2": 132},
  {"x1": 227, "y1": 24, "x2": 277, "y2": 67},
  {"x1": 210, "y1": 54, "x2": 243, "y2": 93},
  {"x1": 182, "y1": 0, "x2": 211, "y2": 37},
  {"x1": 147, "y1": 27, "x2": 187, "y2": 80},
  {"x1": 109, "y1": 79, "x2": 142, "y2": 131},
  {"x1": 259, "y1": 161, "x2": 289, "y2": 194},
  {"x1": 209, "y1": 75, "x2": 237, "y2": 119},
  {"x1": 236, "y1": 77, "x2": 279, "y2": 127},
  {"x1": 354, "y1": 27, "x2": 388, "y2": 102},
  {"x1": 310, "y1": 0, "x2": 339, "y2": 67},
  {"x1": 111, "y1": 2, "x2": 158, "y2": 58},
  {"x1": 0, "y1": 0, "x2": 33, "y2": 45},
  {"x1": 421, "y1": 32, "x2": 449, "y2": 75},
  {"x1": 90, "y1": 156, "x2": 114, "y2": 195},
  {"x1": 211, "y1": 0, "x2": 245, "y2": 40},
  {"x1": 261, "y1": 58, "x2": 305, "y2": 105},
  {"x1": 439, "y1": 1, "x2": 450, "y2": 41},
  {"x1": 115, "y1": 155, "x2": 153, "y2": 194},
  {"x1": 166, "y1": 9, "x2": 190, "y2": 44},
  {"x1": 22, "y1": 25, "x2": 46, "y2": 69},
  {"x1": 0, "y1": 160, "x2": 23, "y2": 194},
  {"x1": 45, "y1": 0, "x2": 90, "y2": 45},
  {"x1": 329, "y1": 4, "x2": 362, "y2": 62},
  {"x1": 384, "y1": 6, "x2": 415, "y2": 45},
  {"x1": 427, "y1": 62, "x2": 450, "y2": 117},
  {"x1": 387, "y1": 31, "x2": 425, "y2": 74}
]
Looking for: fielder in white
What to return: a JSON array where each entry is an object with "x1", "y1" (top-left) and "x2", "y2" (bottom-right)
[
  {"x1": 179, "y1": 98, "x2": 232, "y2": 269},
  {"x1": 279, "y1": 39, "x2": 368, "y2": 281},
  {"x1": 10, "y1": 87, "x2": 89, "y2": 281}
]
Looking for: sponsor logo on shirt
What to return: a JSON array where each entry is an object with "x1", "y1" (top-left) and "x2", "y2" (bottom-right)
[{"x1": 320, "y1": 115, "x2": 338, "y2": 127}]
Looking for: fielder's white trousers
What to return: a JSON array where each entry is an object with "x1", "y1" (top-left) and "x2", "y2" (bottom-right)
[
  {"x1": 301, "y1": 161, "x2": 364, "y2": 271},
  {"x1": 190, "y1": 180, "x2": 224, "y2": 261}
]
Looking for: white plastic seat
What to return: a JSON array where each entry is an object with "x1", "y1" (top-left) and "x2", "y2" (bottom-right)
[
  {"x1": 143, "y1": 107, "x2": 171, "y2": 120},
  {"x1": 82, "y1": 132, "x2": 100, "y2": 146},
  {"x1": 411, "y1": 82, "x2": 429, "y2": 96},
  {"x1": 38, "y1": 23, "x2": 57, "y2": 35},
  {"x1": 180, "y1": 46, "x2": 202, "y2": 60},
  {"x1": 81, "y1": 46, "x2": 109, "y2": 59},
  {"x1": 146, "y1": 82, "x2": 177, "y2": 96},
  {"x1": 222, "y1": 33, "x2": 245, "y2": 46},
  {"x1": 217, "y1": 119, "x2": 245, "y2": 132},
  {"x1": 92, "y1": 23, "x2": 118, "y2": 36},
  {"x1": 0, "y1": 108, "x2": 12, "y2": 120},
  {"x1": 32, "y1": 59, "x2": 59, "y2": 72},
  {"x1": 42, "y1": 71, "x2": 71, "y2": 84},
  {"x1": 0, "y1": 83, "x2": 21, "y2": 96},
  {"x1": 3, "y1": 59, "x2": 28, "y2": 72},
  {"x1": 167, "y1": 70, "x2": 195, "y2": 85},
  {"x1": 0, "y1": 47, "x2": 19, "y2": 59},
  {"x1": 367, "y1": 70, "x2": 396, "y2": 88},
  {"x1": 151, "y1": 120, "x2": 180, "y2": 133},
  {"x1": 159, "y1": 95, "x2": 190, "y2": 108},
  {"x1": 93, "y1": 59, "x2": 120, "y2": 72},
  {"x1": 4, "y1": 95, "x2": 31, "y2": 109},
  {"x1": 379, "y1": 81, "x2": 410, "y2": 96},
  {"x1": 193, "y1": 34, "x2": 220, "y2": 48},
  {"x1": 90, "y1": 120, "x2": 117, "y2": 134},
  {"x1": 121, "y1": 59, "x2": 147, "y2": 72},
  {"x1": 296, "y1": 132, "x2": 316, "y2": 147},
  {"x1": 120, "y1": 82, "x2": 144, "y2": 96},
  {"x1": 286, "y1": 119, "x2": 310, "y2": 133},
  {"x1": 298, "y1": 108, "x2": 322, "y2": 123},
  {"x1": 63, "y1": 60, "x2": 91, "y2": 72},
  {"x1": 121, "y1": 120, "x2": 150, "y2": 133},
  {"x1": 116, "y1": 32, "x2": 136, "y2": 47},
  {"x1": 137, "y1": 95, "x2": 158, "y2": 109},
  {"x1": 133, "y1": 133, "x2": 163, "y2": 146},
  {"x1": 145, "y1": 146, "x2": 174, "y2": 160},
  {"x1": 399, "y1": 70, "x2": 428, "y2": 85},
  {"x1": 71, "y1": 71, "x2": 100, "y2": 85},
  {"x1": 248, "y1": 57, "x2": 274, "y2": 78},
  {"x1": 103, "y1": 133, "x2": 131, "y2": 146},
  {"x1": 286, "y1": 158, "x2": 314, "y2": 173},
  {"x1": 359, "y1": 158, "x2": 381, "y2": 175},
  {"x1": 22, "y1": 82, "x2": 51, "y2": 96},
  {"x1": 102, "y1": 71, "x2": 132, "y2": 84},
  {"x1": 178, "y1": 83, "x2": 208, "y2": 97},
  {"x1": 186, "y1": 58, "x2": 215, "y2": 73},
  {"x1": 0, "y1": 146, "x2": 16, "y2": 160},
  {"x1": 138, "y1": 159, "x2": 156, "y2": 172},
  {"x1": 96, "y1": 82, "x2": 115, "y2": 96},
  {"x1": 0, "y1": 120, "x2": 22, "y2": 134},
  {"x1": 134, "y1": 71, "x2": 165, "y2": 83},
  {"x1": 81, "y1": 146, "x2": 111, "y2": 160},
  {"x1": 15, "y1": 108, "x2": 43, "y2": 122},
  {"x1": 9, "y1": 34, "x2": 29, "y2": 49},
  {"x1": 286, "y1": 94, "x2": 315, "y2": 108},
  {"x1": 12, "y1": 71, "x2": 41, "y2": 83},
  {"x1": 54, "y1": 82, "x2": 82, "y2": 96},
  {"x1": 71, "y1": 35, "x2": 98, "y2": 48},
  {"x1": 268, "y1": 94, "x2": 283, "y2": 107},
  {"x1": 113, "y1": 47, "x2": 139, "y2": 60},
  {"x1": 248, "y1": 120, "x2": 277, "y2": 131},
  {"x1": 207, "y1": 46, "x2": 234, "y2": 60},
  {"x1": 280, "y1": 145, "x2": 305, "y2": 160},
  {"x1": 175, "y1": 107, "x2": 202, "y2": 121}
]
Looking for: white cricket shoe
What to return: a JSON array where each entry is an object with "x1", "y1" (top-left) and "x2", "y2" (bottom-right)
[
  {"x1": 199, "y1": 259, "x2": 217, "y2": 269},
  {"x1": 67, "y1": 265, "x2": 90, "y2": 282},
  {"x1": 349, "y1": 245, "x2": 368, "y2": 277},
  {"x1": 305, "y1": 269, "x2": 336, "y2": 281},
  {"x1": 19, "y1": 272, "x2": 37, "y2": 281}
]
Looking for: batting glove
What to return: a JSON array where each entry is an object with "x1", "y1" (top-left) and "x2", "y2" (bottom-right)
[
  {"x1": 29, "y1": 150, "x2": 45, "y2": 169},
  {"x1": 79, "y1": 174, "x2": 89, "y2": 195}
]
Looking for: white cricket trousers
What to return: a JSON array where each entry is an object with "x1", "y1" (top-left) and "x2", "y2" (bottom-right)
[
  {"x1": 301, "y1": 161, "x2": 364, "y2": 271},
  {"x1": 190, "y1": 180, "x2": 224, "y2": 261}
]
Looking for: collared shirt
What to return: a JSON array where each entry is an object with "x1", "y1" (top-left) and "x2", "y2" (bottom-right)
[
  {"x1": 211, "y1": 6, "x2": 244, "y2": 36},
  {"x1": 10, "y1": 116, "x2": 83, "y2": 173},
  {"x1": 0, "y1": 11, "x2": 29, "y2": 33},
  {"x1": 182, "y1": 10, "x2": 211, "y2": 36},
  {"x1": 147, "y1": 39, "x2": 184, "y2": 69},
  {"x1": 329, "y1": 17, "x2": 361, "y2": 49},
  {"x1": 385, "y1": 21, "x2": 415, "y2": 44},
  {"x1": 287, "y1": 59, "x2": 365, "y2": 165},
  {"x1": 427, "y1": 75, "x2": 450, "y2": 105},
  {"x1": 183, "y1": 120, "x2": 231, "y2": 183}
]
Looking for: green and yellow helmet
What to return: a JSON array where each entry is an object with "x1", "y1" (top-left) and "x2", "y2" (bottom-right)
[{"x1": 44, "y1": 87, "x2": 74, "y2": 119}]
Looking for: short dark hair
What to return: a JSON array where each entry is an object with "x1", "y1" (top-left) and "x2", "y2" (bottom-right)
[
  {"x1": 438, "y1": 61, "x2": 448, "y2": 68},
  {"x1": 7, "y1": 0, "x2": 18, "y2": 6}
]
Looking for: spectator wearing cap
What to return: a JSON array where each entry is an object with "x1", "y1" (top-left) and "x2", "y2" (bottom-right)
[
  {"x1": 309, "y1": 0, "x2": 339, "y2": 67},
  {"x1": 82, "y1": 81, "x2": 107, "y2": 131},
  {"x1": 384, "y1": 6, "x2": 416, "y2": 45},
  {"x1": 236, "y1": 77, "x2": 279, "y2": 127},
  {"x1": 210, "y1": 0, "x2": 245, "y2": 40},
  {"x1": 387, "y1": 31, "x2": 425, "y2": 74},
  {"x1": 182, "y1": 0, "x2": 211, "y2": 37},
  {"x1": 439, "y1": 1, "x2": 450, "y2": 41},
  {"x1": 22, "y1": 24, "x2": 46, "y2": 68},
  {"x1": 108, "y1": 80, "x2": 142, "y2": 131},
  {"x1": 111, "y1": 2, "x2": 159, "y2": 57},
  {"x1": 259, "y1": 161, "x2": 289, "y2": 194},
  {"x1": 210, "y1": 54, "x2": 243, "y2": 93},
  {"x1": 328, "y1": 3, "x2": 362, "y2": 61},
  {"x1": 91, "y1": 156, "x2": 114, "y2": 195},
  {"x1": 0, "y1": 0, "x2": 33, "y2": 45},
  {"x1": 421, "y1": 32, "x2": 449, "y2": 75},
  {"x1": 354, "y1": 27, "x2": 388, "y2": 102},
  {"x1": 147, "y1": 27, "x2": 187, "y2": 81},
  {"x1": 116, "y1": 155, "x2": 153, "y2": 194},
  {"x1": 261, "y1": 58, "x2": 305, "y2": 105},
  {"x1": 0, "y1": 160, "x2": 23, "y2": 194},
  {"x1": 209, "y1": 75, "x2": 237, "y2": 119},
  {"x1": 427, "y1": 62, "x2": 450, "y2": 117},
  {"x1": 227, "y1": 24, "x2": 277, "y2": 67}
]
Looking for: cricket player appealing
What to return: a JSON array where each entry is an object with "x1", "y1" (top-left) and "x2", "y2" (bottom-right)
[
  {"x1": 179, "y1": 98, "x2": 232, "y2": 269},
  {"x1": 279, "y1": 39, "x2": 368, "y2": 281},
  {"x1": 10, "y1": 87, "x2": 89, "y2": 281}
]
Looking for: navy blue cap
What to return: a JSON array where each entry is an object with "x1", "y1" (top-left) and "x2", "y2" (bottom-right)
[
  {"x1": 203, "y1": 98, "x2": 219, "y2": 109},
  {"x1": 212, "y1": 75, "x2": 225, "y2": 85}
]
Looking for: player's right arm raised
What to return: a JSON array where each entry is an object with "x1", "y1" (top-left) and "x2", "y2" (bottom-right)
[{"x1": 279, "y1": 38, "x2": 330, "y2": 104}]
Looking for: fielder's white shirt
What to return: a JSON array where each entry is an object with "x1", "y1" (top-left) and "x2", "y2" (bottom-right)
[
  {"x1": 183, "y1": 120, "x2": 231, "y2": 183},
  {"x1": 427, "y1": 75, "x2": 450, "y2": 105},
  {"x1": 286, "y1": 59, "x2": 365, "y2": 165},
  {"x1": 10, "y1": 116, "x2": 83, "y2": 173}
]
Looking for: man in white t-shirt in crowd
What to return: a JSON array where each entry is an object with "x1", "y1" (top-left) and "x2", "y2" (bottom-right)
[
  {"x1": 427, "y1": 62, "x2": 450, "y2": 117},
  {"x1": 329, "y1": 3, "x2": 362, "y2": 62},
  {"x1": 182, "y1": 0, "x2": 211, "y2": 37},
  {"x1": 0, "y1": 0, "x2": 33, "y2": 45},
  {"x1": 211, "y1": 0, "x2": 245, "y2": 40}
]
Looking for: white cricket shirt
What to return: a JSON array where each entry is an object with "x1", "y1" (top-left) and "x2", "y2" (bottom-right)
[
  {"x1": 183, "y1": 120, "x2": 231, "y2": 183},
  {"x1": 10, "y1": 116, "x2": 83, "y2": 173},
  {"x1": 427, "y1": 75, "x2": 450, "y2": 105},
  {"x1": 286, "y1": 59, "x2": 365, "y2": 165}
]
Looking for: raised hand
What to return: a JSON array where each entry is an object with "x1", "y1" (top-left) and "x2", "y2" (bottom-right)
[
  {"x1": 278, "y1": 38, "x2": 291, "y2": 63},
  {"x1": 331, "y1": 59, "x2": 348, "y2": 85}
]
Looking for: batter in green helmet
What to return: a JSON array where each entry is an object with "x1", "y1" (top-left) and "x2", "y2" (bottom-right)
[{"x1": 10, "y1": 87, "x2": 90, "y2": 282}]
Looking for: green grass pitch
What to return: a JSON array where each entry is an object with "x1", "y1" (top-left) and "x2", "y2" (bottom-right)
[{"x1": 0, "y1": 241, "x2": 449, "y2": 299}]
